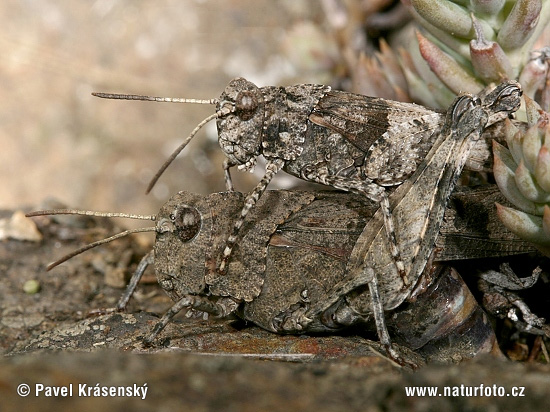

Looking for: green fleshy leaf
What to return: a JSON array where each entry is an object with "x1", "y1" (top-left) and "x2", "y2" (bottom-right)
[
  {"x1": 493, "y1": 140, "x2": 545, "y2": 215},
  {"x1": 401, "y1": 41, "x2": 456, "y2": 107},
  {"x1": 518, "y1": 51, "x2": 549, "y2": 99},
  {"x1": 470, "y1": 14, "x2": 514, "y2": 82},
  {"x1": 504, "y1": 119, "x2": 524, "y2": 166},
  {"x1": 417, "y1": 31, "x2": 483, "y2": 94},
  {"x1": 470, "y1": 0, "x2": 505, "y2": 15},
  {"x1": 408, "y1": 7, "x2": 474, "y2": 61},
  {"x1": 497, "y1": 0, "x2": 542, "y2": 50},
  {"x1": 514, "y1": 159, "x2": 550, "y2": 203},
  {"x1": 496, "y1": 203, "x2": 550, "y2": 245},
  {"x1": 411, "y1": 0, "x2": 475, "y2": 38},
  {"x1": 522, "y1": 125, "x2": 543, "y2": 173},
  {"x1": 535, "y1": 146, "x2": 550, "y2": 192},
  {"x1": 524, "y1": 95, "x2": 542, "y2": 126}
]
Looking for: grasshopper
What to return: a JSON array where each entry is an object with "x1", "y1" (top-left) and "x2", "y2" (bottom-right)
[{"x1": 27, "y1": 185, "x2": 530, "y2": 362}]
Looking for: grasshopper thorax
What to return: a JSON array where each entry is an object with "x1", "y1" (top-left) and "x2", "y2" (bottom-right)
[{"x1": 216, "y1": 78, "x2": 264, "y2": 171}]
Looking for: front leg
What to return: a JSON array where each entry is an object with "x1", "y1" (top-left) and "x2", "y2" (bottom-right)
[
  {"x1": 223, "y1": 158, "x2": 236, "y2": 191},
  {"x1": 115, "y1": 250, "x2": 155, "y2": 311},
  {"x1": 88, "y1": 250, "x2": 154, "y2": 317},
  {"x1": 218, "y1": 158, "x2": 285, "y2": 274}
]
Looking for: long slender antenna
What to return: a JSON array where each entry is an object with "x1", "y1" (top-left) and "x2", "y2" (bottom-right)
[
  {"x1": 25, "y1": 209, "x2": 157, "y2": 270},
  {"x1": 92, "y1": 92, "x2": 218, "y2": 106},
  {"x1": 91, "y1": 90, "x2": 225, "y2": 195},
  {"x1": 146, "y1": 111, "x2": 221, "y2": 194},
  {"x1": 26, "y1": 209, "x2": 155, "y2": 221},
  {"x1": 46, "y1": 226, "x2": 156, "y2": 271}
]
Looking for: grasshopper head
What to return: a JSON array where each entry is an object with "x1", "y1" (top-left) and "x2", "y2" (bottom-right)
[
  {"x1": 445, "y1": 81, "x2": 523, "y2": 145},
  {"x1": 92, "y1": 80, "x2": 265, "y2": 192},
  {"x1": 154, "y1": 191, "x2": 210, "y2": 301},
  {"x1": 216, "y1": 78, "x2": 264, "y2": 171},
  {"x1": 480, "y1": 80, "x2": 522, "y2": 126},
  {"x1": 154, "y1": 190, "x2": 247, "y2": 302}
]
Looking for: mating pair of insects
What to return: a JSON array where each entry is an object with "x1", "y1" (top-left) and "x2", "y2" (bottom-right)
[{"x1": 29, "y1": 76, "x2": 522, "y2": 362}]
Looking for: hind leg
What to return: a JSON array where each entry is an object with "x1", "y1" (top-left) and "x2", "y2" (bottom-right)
[{"x1": 304, "y1": 168, "x2": 407, "y2": 286}]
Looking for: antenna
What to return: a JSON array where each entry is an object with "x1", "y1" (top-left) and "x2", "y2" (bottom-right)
[
  {"x1": 26, "y1": 209, "x2": 156, "y2": 270},
  {"x1": 91, "y1": 91, "x2": 227, "y2": 194},
  {"x1": 26, "y1": 209, "x2": 155, "y2": 220},
  {"x1": 145, "y1": 111, "x2": 221, "y2": 194},
  {"x1": 91, "y1": 92, "x2": 218, "y2": 106},
  {"x1": 46, "y1": 226, "x2": 156, "y2": 271}
]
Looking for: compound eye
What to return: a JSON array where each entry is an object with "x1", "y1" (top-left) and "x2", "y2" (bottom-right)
[
  {"x1": 235, "y1": 90, "x2": 258, "y2": 120},
  {"x1": 170, "y1": 205, "x2": 201, "y2": 242},
  {"x1": 451, "y1": 95, "x2": 478, "y2": 123}
]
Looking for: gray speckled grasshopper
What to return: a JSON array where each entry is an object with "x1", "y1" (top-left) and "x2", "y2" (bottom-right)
[{"x1": 29, "y1": 82, "x2": 522, "y2": 363}]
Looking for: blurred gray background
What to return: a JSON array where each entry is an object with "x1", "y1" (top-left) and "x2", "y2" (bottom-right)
[{"x1": 0, "y1": 0, "x2": 337, "y2": 217}]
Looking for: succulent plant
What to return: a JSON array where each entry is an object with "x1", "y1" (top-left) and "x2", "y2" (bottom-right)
[
  {"x1": 327, "y1": 1, "x2": 550, "y2": 107},
  {"x1": 493, "y1": 96, "x2": 550, "y2": 256},
  {"x1": 402, "y1": 0, "x2": 550, "y2": 107}
]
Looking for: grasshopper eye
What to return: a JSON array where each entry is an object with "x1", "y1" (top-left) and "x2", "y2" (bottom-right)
[
  {"x1": 451, "y1": 95, "x2": 479, "y2": 124},
  {"x1": 235, "y1": 90, "x2": 258, "y2": 120},
  {"x1": 171, "y1": 205, "x2": 201, "y2": 242}
]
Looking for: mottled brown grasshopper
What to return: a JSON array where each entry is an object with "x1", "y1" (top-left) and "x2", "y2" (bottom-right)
[
  {"x1": 92, "y1": 79, "x2": 517, "y2": 286},
  {"x1": 27, "y1": 185, "x2": 532, "y2": 362}
]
